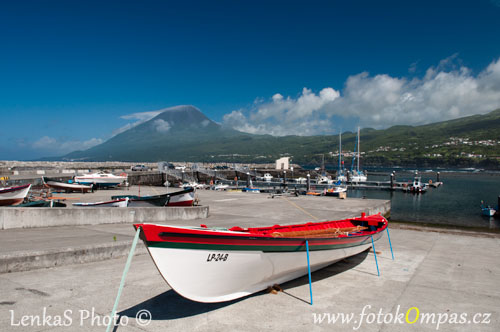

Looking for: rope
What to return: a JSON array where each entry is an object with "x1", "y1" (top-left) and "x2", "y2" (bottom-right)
[{"x1": 281, "y1": 196, "x2": 319, "y2": 221}]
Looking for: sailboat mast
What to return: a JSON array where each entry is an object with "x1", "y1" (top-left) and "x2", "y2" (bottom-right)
[
  {"x1": 338, "y1": 132, "x2": 342, "y2": 173},
  {"x1": 357, "y1": 127, "x2": 360, "y2": 173}
]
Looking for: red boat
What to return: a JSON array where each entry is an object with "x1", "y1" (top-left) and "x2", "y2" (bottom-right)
[{"x1": 135, "y1": 213, "x2": 388, "y2": 303}]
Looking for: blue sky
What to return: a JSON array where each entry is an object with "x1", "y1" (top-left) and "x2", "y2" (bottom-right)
[{"x1": 1, "y1": 0, "x2": 500, "y2": 160}]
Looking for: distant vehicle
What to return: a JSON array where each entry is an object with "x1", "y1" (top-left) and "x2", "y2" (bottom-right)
[
  {"x1": 175, "y1": 166, "x2": 186, "y2": 171},
  {"x1": 131, "y1": 165, "x2": 149, "y2": 171}
]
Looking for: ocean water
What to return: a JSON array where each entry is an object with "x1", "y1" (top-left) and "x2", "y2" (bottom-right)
[{"x1": 346, "y1": 171, "x2": 500, "y2": 230}]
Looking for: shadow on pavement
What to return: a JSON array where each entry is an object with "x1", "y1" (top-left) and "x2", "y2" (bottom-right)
[{"x1": 118, "y1": 249, "x2": 370, "y2": 321}]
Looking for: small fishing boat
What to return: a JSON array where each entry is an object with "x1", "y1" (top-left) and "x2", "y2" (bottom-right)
[
  {"x1": 324, "y1": 185, "x2": 347, "y2": 197},
  {"x1": 243, "y1": 187, "x2": 260, "y2": 193},
  {"x1": 74, "y1": 172, "x2": 127, "y2": 188},
  {"x1": 43, "y1": 177, "x2": 93, "y2": 193},
  {"x1": 134, "y1": 212, "x2": 388, "y2": 303},
  {"x1": 17, "y1": 200, "x2": 67, "y2": 207},
  {"x1": 113, "y1": 188, "x2": 195, "y2": 207},
  {"x1": 111, "y1": 193, "x2": 170, "y2": 207},
  {"x1": 0, "y1": 184, "x2": 32, "y2": 206},
  {"x1": 480, "y1": 201, "x2": 496, "y2": 217},
  {"x1": 72, "y1": 198, "x2": 129, "y2": 207},
  {"x1": 214, "y1": 183, "x2": 229, "y2": 191},
  {"x1": 167, "y1": 187, "x2": 195, "y2": 206},
  {"x1": 263, "y1": 173, "x2": 273, "y2": 182},
  {"x1": 406, "y1": 176, "x2": 427, "y2": 193}
]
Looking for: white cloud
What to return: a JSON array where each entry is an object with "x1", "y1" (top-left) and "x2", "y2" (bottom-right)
[
  {"x1": 32, "y1": 136, "x2": 103, "y2": 154},
  {"x1": 223, "y1": 87, "x2": 340, "y2": 136},
  {"x1": 112, "y1": 110, "x2": 163, "y2": 136},
  {"x1": 153, "y1": 119, "x2": 171, "y2": 133},
  {"x1": 223, "y1": 56, "x2": 500, "y2": 135}
]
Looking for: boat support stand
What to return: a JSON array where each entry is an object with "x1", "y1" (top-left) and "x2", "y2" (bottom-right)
[
  {"x1": 305, "y1": 240, "x2": 313, "y2": 305},
  {"x1": 106, "y1": 226, "x2": 141, "y2": 332}
]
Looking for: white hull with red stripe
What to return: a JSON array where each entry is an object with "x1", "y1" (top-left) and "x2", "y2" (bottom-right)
[{"x1": 0, "y1": 184, "x2": 31, "y2": 206}]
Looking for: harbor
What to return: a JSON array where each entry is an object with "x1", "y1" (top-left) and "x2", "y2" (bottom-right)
[{"x1": 1, "y1": 187, "x2": 499, "y2": 331}]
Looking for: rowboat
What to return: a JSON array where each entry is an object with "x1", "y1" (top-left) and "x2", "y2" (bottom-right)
[
  {"x1": 0, "y1": 184, "x2": 32, "y2": 206},
  {"x1": 480, "y1": 200, "x2": 497, "y2": 217},
  {"x1": 324, "y1": 186, "x2": 347, "y2": 197},
  {"x1": 112, "y1": 187, "x2": 194, "y2": 207},
  {"x1": 111, "y1": 194, "x2": 170, "y2": 207},
  {"x1": 134, "y1": 213, "x2": 388, "y2": 303},
  {"x1": 74, "y1": 172, "x2": 127, "y2": 188},
  {"x1": 72, "y1": 198, "x2": 129, "y2": 207},
  {"x1": 166, "y1": 187, "x2": 195, "y2": 206},
  {"x1": 243, "y1": 187, "x2": 260, "y2": 193},
  {"x1": 17, "y1": 200, "x2": 67, "y2": 207},
  {"x1": 43, "y1": 177, "x2": 93, "y2": 193}
]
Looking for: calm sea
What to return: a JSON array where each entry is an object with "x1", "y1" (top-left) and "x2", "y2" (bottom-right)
[{"x1": 345, "y1": 170, "x2": 500, "y2": 230}]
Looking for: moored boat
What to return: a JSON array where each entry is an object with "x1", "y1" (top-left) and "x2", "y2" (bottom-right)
[
  {"x1": 406, "y1": 175, "x2": 427, "y2": 193},
  {"x1": 43, "y1": 177, "x2": 93, "y2": 193},
  {"x1": 0, "y1": 184, "x2": 32, "y2": 206},
  {"x1": 324, "y1": 185, "x2": 347, "y2": 197},
  {"x1": 72, "y1": 198, "x2": 129, "y2": 207},
  {"x1": 480, "y1": 200, "x2": 496, "y2": 217},
  {"x1": 134, "y1": 213, "x2": 388, "y2": 303}
]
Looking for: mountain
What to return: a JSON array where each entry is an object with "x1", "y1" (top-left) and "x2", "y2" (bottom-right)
[{"x1": 60, "y1": 106, "x2": 500, "y2": 168}]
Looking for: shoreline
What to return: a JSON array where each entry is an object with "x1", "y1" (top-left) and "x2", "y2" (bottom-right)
[{"x1": 389, "y1": 219, "x2": 500, "y2": 237}]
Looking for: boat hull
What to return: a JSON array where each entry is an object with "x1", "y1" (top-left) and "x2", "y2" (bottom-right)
[
  {"x1": 72, "y1": 198, "x2": 128, "y2": 207},
  {"x1": 45, "y1": 181, "x2": 92, "y2": 193},
  {"x1": 0, "y1": 184, "x2": 31, "y2": 206},
  {"x1": 136, "y1": 214, "x2": 387, "y2": 303},
  {"x1": 74, "y1": 173, "x2": 127, "y2": 188},
  {"x1": 146, "y1": 242, "x2": 373, "y2": 303},
  {"x1": 167, "y1": 191, "x2": 194, "y2": 206}
]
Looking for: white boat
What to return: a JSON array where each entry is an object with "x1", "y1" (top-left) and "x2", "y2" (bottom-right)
[
  {"x1": 134, "y1": 213, "x2": 388, "y2": 303},
  {"x1": 324, "y1": 185, "x2": 347, "y2": 197},
  {"x1": 336, "y1": 132, "x2": 347, "y2": 182},
  {"x1": 350, "y1": 171, "x2": 368, "y2": 183},
  {"x1": 317, "y1": 175, "x2": 334, "y2": 185},
  {"x1": 263, "y1": 173, "x2": 273, "y2": 182},
  {"x1": 406, "y1": 175, "x2": 427, "y2": 193},
  {"x1": 349, "y1": 127, "x2": 367, "y2": 182},
  {"x1": 43, "y1": 177, "x2": 93, "y2": 193},
  {"x1": 74, "y1": 172, "x2": 127, "y2": 188},
  {"x1": 214, "y1": 183, "x2": 229, "y2": 191},
  {"x1": 0, "y1": 184, "x2": 31, "y2": 206},
  {"x1": 167, "y1": 188, "x2": 195, "y2": 206},
  {"x1": 295, "y1": 177, "x2": 307, "y2": 184},
  {"x1": 72, "y1": 198, "x2": 129, "y2": 207},
  {"x1": 183, "y1": 182, "x2": 208, "y2": 190}
]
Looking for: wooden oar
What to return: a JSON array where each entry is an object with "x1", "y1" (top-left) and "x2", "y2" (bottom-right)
[{"x1": 271, "y1": 225, "x2": 368, "y2": 238}]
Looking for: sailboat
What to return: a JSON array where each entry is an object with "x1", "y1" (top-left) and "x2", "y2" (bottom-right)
[
  {"x1": 336, "y1": 132, "x2": 347, "y2": 182},
  {"x1": 350, "y1": 127, "x2": 367, "y2": 182}
]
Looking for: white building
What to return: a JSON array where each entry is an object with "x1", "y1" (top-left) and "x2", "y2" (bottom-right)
[{"x1": 275, "y1": 157, "x2": 290, "y2": 170}]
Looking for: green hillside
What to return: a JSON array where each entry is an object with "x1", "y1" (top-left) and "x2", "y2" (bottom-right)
[{"x1": 60, "y1": 106, "x2": 500, "y2": 168}]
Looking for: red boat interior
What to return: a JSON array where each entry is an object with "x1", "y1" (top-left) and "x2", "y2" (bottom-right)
[{"x1": 224, "y1": 213, "x2": 387, "y2": 238}]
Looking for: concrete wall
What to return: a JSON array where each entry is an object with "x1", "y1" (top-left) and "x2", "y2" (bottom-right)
[
  {"x1": 0, "y1": 206, "x2": 209, "y2": 230},
  {"x1": 366, "y1": 200, "x2": 391, "y2": 218}
]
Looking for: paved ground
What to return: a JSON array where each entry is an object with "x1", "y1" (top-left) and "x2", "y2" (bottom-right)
[
  {"x1": 0, "y1": 188, "x2": 389, "y2": 257},
  {"x1": 1, "y1": 188, "x2": 499, "y2": 331},
  {"x1": 1, "y1": 227, "x2": 499, "y2": 331}
]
